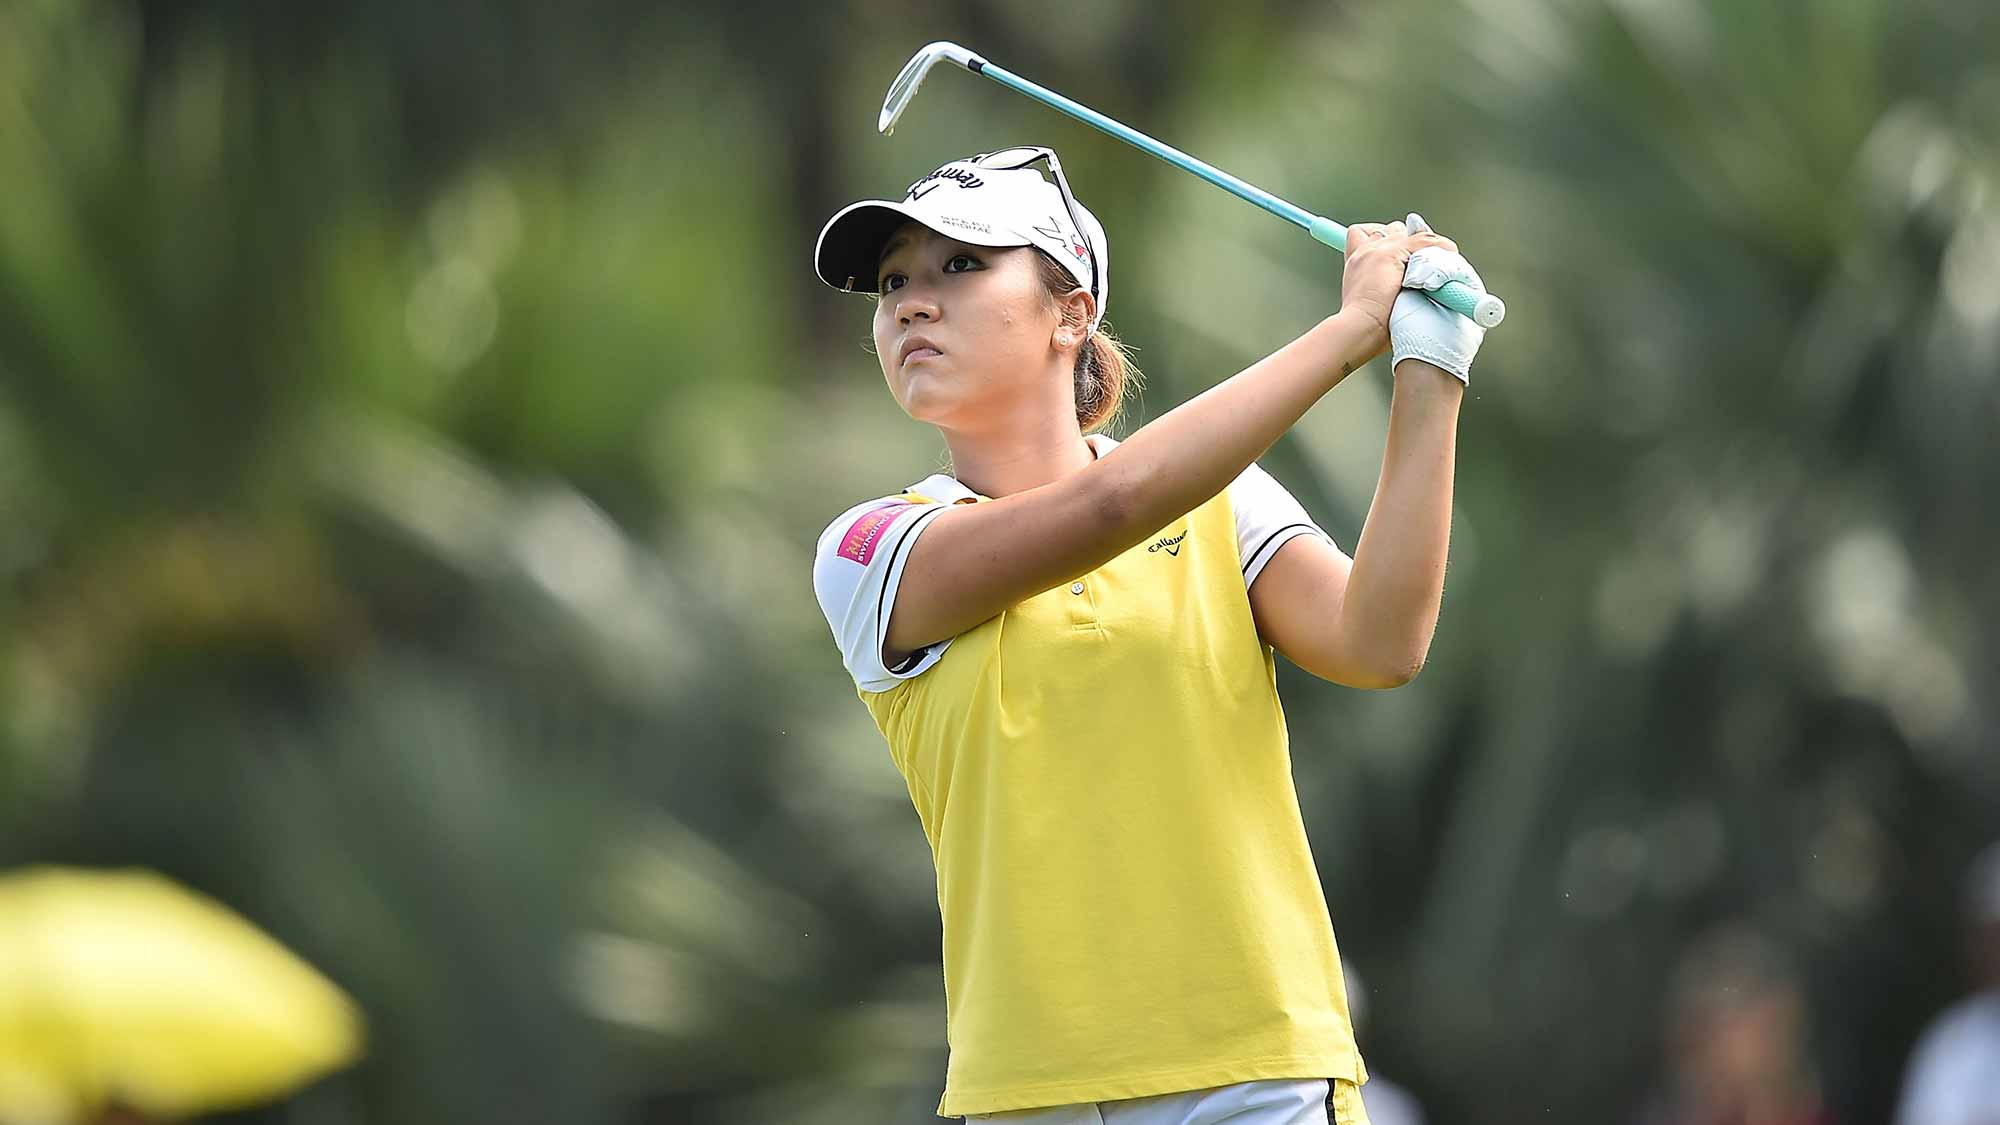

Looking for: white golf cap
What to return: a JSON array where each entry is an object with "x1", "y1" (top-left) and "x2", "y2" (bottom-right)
[{"x1": 814, "y1": 151, "x2": 1109, "y2": 332}]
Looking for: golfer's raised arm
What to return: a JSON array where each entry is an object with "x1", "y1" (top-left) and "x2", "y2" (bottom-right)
[
  {"x1": 883, "y1": 224, "x2": 1445, "y2": 663},
  {"x1": 1247, "y1": 219, "x2": 1493, "y2": 687},
  {"x1": 1249, "y1": 360, "x2": 1461, "y2": 689}
]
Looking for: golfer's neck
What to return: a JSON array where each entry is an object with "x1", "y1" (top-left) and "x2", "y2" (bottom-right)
[{"x1": 940, "y1": 419, "x2": 1098, "y2": 499}]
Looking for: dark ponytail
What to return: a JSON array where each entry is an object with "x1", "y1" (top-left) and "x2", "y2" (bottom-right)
[{"x1": 1033, "y1": 252, "x2": 1142, "y2": 434}]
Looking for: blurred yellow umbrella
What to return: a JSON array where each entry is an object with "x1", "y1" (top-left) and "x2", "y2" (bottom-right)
[{"x1": 0, "y1": 866, "x2": 364, "y2": 1123}]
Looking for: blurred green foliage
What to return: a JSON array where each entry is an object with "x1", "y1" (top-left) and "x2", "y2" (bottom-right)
[{"x1": 1, "y1": 0, "x2": 1995, "y2": 1122}]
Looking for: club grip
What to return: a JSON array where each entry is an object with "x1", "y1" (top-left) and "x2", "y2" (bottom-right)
[
  {"x1": 1436, "y1": 280, "x2": 1507, "y2": 328},
  {"x1": 1308, "y1": 215, "x2": 1506, "y2": 328}
]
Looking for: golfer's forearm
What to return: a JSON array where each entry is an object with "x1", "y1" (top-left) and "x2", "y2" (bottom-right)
[
  {"x1": 1094, "y1": 311, "x2": 1379, "y2": 535},
  {"x1": 1338, "y1": 361, "x2": 1462, "y2": 679}
]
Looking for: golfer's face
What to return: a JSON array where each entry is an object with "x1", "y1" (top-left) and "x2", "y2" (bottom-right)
[{"x1": 873, "y1": 223, "x2": 1052, "y2": 426}]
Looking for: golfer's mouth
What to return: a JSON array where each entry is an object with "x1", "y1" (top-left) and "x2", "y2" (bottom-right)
[{"x1": 899, "y1": 338, "x2": 944, "y2": 366}]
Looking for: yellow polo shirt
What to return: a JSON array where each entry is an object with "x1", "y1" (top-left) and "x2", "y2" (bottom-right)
[{"x1": 812, "y1": 435, "x2": 1364, "y2": 1118}]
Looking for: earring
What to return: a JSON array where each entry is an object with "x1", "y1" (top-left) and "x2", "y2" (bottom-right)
[{"x1": 1057, "y1": 331, "x2": 1074, "y2": 346}]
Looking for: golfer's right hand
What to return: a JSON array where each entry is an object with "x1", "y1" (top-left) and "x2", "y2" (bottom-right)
[
  {"x1": 1339, "y1": 219, "x2": 1456, "y2": 357},
  {"x1": 1390, "y1": 212, "x2": 1487, "y2": 383}
]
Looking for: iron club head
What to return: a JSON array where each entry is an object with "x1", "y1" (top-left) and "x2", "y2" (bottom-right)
[{"x1": 879, "y1": 41, "x2": 984, "y2": 134}]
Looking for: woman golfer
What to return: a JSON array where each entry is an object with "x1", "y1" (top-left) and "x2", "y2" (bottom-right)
[{"x1": 810, "y1": 148, "x2": 1487, "y2": 1124}]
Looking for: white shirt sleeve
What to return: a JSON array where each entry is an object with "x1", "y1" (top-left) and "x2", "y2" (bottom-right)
[
  {"x1": 812, "y1": 497, "x2": 957, "y2": 694},
  {"x1": 1228, "y1": 461, "x2": 1339, "y2": 588},
  {"x1": 1894, "y1": 997, "x2": 2000, "y2": 1125}
]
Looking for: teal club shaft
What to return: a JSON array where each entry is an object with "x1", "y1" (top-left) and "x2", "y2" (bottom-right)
[
  {"x1": 977, "y1": 60, "x2": 1322, "y2": 237},
  {"x1": 968, "y1": 57, "x2": 1506, "y2": 328}
]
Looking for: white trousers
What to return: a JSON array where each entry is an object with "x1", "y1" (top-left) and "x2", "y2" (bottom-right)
[{"x1": 967, "y1": 1078, "x2": 1330, "y2": 1124}]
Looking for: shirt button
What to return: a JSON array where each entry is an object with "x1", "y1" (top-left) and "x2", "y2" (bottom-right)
[{"x1": 1070, "y1": 581, "x2": 1085, "y2": 595}]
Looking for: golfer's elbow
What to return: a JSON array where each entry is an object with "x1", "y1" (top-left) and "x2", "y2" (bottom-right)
[
  {"x1": 1369, "y1": 611, "x2": 1443, "y2": 688},
  {"x1": 1311, "y1": 613, "x2": 1435, "y2": 689},
  {"x1": 1346, "y1": 656, "x2": 1425, "y2": 690},
  {"x1": 1343, "y1": 633, "x2": 1432, "y2": 689},
  {"x1": 1384, "y1": 655, "x2": 1428, "y2": 688},
  {"x1": 1310, "y1": 642, "x2": 1425, "y2": 689}
]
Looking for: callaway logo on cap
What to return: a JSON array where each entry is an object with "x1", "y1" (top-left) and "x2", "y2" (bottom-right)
[{"x1": 813, "y1": 149, "x2": 1109, "y2": 332}]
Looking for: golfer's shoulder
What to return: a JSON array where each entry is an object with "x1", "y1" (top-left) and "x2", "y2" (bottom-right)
[
  {"x1": 821, "y1": 467, "x2": 965, "y2": 528},
  {"x1": 812, "y1": 493, "x2": 921, "y2": 563},
  {"x1": 812, "y1": 466, "x2": 978, "y2": 577}
]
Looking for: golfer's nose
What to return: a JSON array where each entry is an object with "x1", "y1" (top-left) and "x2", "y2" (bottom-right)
[{"x1": 896, "y1": 287, "x2": 939, "y2": 325}]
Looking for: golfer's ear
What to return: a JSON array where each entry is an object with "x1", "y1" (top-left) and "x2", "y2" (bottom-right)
[{"x1": 1060, "y1": 290, "x2": 1095, "y2": 336}]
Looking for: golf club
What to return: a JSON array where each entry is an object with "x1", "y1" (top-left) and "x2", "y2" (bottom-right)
[{"x1": 880, "y1": 41, "x2": 1507, "y2": 329}]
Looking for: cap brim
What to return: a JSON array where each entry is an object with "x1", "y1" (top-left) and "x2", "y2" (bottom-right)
[{"x1": 813, "y1": 200, "x2": 1029, "y2": 293}]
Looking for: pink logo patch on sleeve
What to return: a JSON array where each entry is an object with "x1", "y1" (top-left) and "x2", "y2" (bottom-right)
[{"x1": 837, "y1": 505, "x2": 914, "y2": 565}]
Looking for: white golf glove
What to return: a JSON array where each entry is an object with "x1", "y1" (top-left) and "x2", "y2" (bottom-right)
[{"x1": 1390, "y1": 212, "x2": 1487, "y2": 384}]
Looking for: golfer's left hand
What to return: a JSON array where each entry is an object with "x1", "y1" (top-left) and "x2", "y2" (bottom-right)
[{"x1": 1390, "y1": 212, "x2": 1488, "y2": 384}]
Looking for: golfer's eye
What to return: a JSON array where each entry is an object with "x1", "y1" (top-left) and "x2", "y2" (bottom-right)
[{"x1": 878, "y1": 254, "x2": 977, "y2": 294}]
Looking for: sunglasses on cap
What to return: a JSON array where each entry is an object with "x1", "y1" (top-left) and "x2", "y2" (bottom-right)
[{"x1": 966, "y1": 146, "x2": 1099, "y2": 313}]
